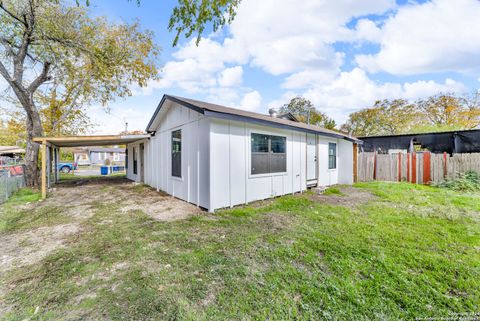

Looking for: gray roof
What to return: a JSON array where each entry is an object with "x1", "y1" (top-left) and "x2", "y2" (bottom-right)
[{"x1": 147, "y1": 95, "x2": 360, "y2": 143}]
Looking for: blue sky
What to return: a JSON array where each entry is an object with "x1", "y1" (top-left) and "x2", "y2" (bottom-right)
[{"x1": 84, "y1": 0, "x2": 480, "y2": 133}]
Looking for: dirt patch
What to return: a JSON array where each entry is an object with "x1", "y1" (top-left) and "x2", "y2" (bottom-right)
[
  {"x1": 46, "y1": 178, "x2": 202, "y2": 221},
  {"x1": 309, "y1": 186, "x2": 376, "y2": 207},
  {"x1": 120, "y1": 197, "x2": 201, "y2": 221},
  {"x1": 0, "y1": 223, "x2": 80, "y2": 274}
]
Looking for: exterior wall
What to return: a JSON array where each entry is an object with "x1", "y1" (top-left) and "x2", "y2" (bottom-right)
[
  {"x1": 317, "y1": 136, "x2": 354, "y2": 186},
  {"x1": 131, "y1": 102, "x2": 210, "y2": 209},
  {"x1": 337, "y1": 139, "x2": 354, "y2": 184},
  {"x1": 90, "y1": 152, "x2": 102, "y2": 165},
  {"x1": 90, "y1": 151, "x2": 126, "y2": 165},
  {"x1": 74, "y1": 152, "x2": 90, "y2": 165},
  {"x1": 209, "y1": 119, "x2": 307, "y2": 211},
  {"x1": 127, "y1": 103, "x2": 354, "y2": 212}
]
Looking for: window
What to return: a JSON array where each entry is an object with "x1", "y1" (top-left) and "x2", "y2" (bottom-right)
[
  {"x1": 133, "y1": 147, "x2": 137, "y2": 174},
  {"x1": 251, "y1": 133, "x2": 286, "y2": 175},
  {"x1": 125, "y1": 148, "x2": 128, "y2": 169},
  {"x1": 172, "y1": 129, "x2": 182, "y2": 177},
  {"x1": 328, "y1": 143, "x2": 336, "y2": 169}
]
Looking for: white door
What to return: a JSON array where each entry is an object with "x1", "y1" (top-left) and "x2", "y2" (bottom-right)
[{"x1": 306, "y1": 133, "x2": 317, "y2": 183}]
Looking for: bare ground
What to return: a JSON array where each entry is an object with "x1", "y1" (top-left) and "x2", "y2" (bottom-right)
[
  {"x1": 308, "y1": 185, "x2": 376, "y2": 207},
  {"x1": 0, "y1": 177, "x2": 202, "y2": 274}
]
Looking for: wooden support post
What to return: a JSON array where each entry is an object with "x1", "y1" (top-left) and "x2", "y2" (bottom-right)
[
  {"x1": 353, "y1": 143, "x2": 358, "y2": 183},
  {"x1": 56, "y1": 147, "x2": 60, "y2": 183},
  {"x1": 423, "y1": 152, "x2": 431, "y2": 185},
  {"x1": 47, "y1": 146, "x2": 51, "y2": 188},
  {"x1": 373, "y1": 151, "x2": 377, "y2": 181},
  {"x1": 41, "y1": 141, "x2": 47, "y2": 199}
]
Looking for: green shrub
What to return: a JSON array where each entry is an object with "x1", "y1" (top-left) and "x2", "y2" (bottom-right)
[{"x1": 436, "y1": 171, "x2": 480, "y2": 191}]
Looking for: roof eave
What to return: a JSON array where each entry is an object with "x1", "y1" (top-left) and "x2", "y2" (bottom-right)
[{"x1": 204, "y1": 110, "x2": 361, "y2": 143}]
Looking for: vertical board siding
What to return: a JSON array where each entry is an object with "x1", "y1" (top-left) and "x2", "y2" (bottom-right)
[
  {"x1": 210, "y1": 119, "x2": 311, "y2": 210},
  {"x1": 358, "y1": 152, "x2": 480, "y2": 184},
  {"x1": 127, "y1": 102, "x2": 210, "y2": 210}
]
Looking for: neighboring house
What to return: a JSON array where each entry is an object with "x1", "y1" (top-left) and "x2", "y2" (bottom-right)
[
  {"x1": 0, "y1": 146, "x2": 25, "y2": 159},
  {"x1": 359, "y1": 129, "x2": 480, "y2": 154},
  {"x1": 74, "y1": 147, "x2": 126, "y2": 165},
  {"x1": 125, "y1": 95, "x2": 360, "y2": 212}
]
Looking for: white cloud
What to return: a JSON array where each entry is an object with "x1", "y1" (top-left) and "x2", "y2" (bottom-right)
[
  {"x1": 298, "y1": 68, "x2": 466, "y2": 123},
  {"x1": 141, "y1": 0, "x2": 395, "y2": 98},
  {"x1": 353, "y1": 19, "x2": 382, "y2": 43},
  {"x1": 239, "y1": 91, "x2": 262, "y2": 112},
  {"x1": 356, "y1": 0, "x2": 480, "y2": 75},
  {"x1": 402, "y1": 78, "x2": 466, "y2": 99},
  {"x1": 218, "y1": 66, "x2": 243, "y2": 87},
  {"x1": 86, "y1": 103, "x2": 154, "y2": 134},
  {"x1": 230, "y1": 0, "x2": 394, "y2": 76}
]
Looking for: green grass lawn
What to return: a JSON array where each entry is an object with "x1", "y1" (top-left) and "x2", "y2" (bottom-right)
[{"x1": 1, "y1": 182, "x2": 479, "y2": 320}]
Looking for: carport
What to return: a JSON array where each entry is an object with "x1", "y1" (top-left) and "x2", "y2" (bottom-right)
[{"x1": 33, "y1": 134, "x2": 150, "y2": 199}]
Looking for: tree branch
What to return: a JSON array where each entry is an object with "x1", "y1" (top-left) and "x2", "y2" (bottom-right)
[
  {"x1": 28, "y1": 62, "x2": 51, "y2": 93},
  {"x1": 0, "y1": 2, "x2": 27, "y2": 26},
  {"x1": 0, "y1": 59, "x2": 12, "y2": 84}
]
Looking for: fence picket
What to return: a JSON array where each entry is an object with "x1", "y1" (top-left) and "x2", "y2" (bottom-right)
[{"x1": 357, "y1": 152, "x2": 480, "y2": 184}]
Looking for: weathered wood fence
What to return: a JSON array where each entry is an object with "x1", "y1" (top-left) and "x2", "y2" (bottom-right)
[{"x1": 357, "y1": 152, "x2": 480, "y2": 184}]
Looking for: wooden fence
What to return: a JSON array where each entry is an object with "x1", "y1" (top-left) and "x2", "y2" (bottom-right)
[{"x1": 357, "y1": 152, "x2": 480, "y2": 184}]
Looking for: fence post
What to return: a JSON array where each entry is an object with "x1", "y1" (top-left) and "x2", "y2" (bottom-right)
[
  {"x1": 4, "y1": 171, "x2": 7, "y2": 202},
  {"x1": 411, "y1": 153, "x2": 417, "y2": 184},
  {"x1": 443, "y1": 152, "x2": 448, "y2": 179},
  {"x1": 398, "y1": 153, "x2": 402, "y2": 182},
  {"x1": 407, "y1": 153, "x2": 410, "y2": 182},
  {"x1": 423, "y1": 152, "x2": 431, "y2": 185},
  {"x1": 353, "y1": 143, "x2": 358, "y2": 183}
]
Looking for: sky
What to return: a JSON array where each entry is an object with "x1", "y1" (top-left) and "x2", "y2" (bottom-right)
[{"x1": 14, "y1": 0, "x2": 480, "y2": 134}]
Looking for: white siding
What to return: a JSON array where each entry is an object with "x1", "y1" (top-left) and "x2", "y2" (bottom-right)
[
  {"x1": 209, "y1": 119, "x2": 307, "y2": 210},
  {"x1": 128, "y1": 102, "x2": 210, "y2": 209},
  {"x1": 337, "y1": 139, "x2": 354, "y2": 184},
  {"x1": 127, "y1": 101, "x2": 354, "y2": 212},
  {"x1": 316, "y1": 136, "x2": 353, "y2": 186}
]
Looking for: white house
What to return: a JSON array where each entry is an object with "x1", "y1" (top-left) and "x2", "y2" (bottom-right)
[{"x1": 126, "y1": 95, "x2": 360, "y2": 212}]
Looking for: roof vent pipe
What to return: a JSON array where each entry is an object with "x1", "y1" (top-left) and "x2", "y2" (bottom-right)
[{"x1": 268, "y1": 108, "x2": 278, "y2": 117}]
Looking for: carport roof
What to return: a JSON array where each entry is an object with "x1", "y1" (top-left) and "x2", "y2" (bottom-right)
[{"x1": 33, "y1": 134, "x2": 150, "y2": 147}]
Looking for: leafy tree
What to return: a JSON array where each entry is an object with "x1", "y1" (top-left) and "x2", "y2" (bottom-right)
[
  {"x1": 0, "y1": 0, "x2": 159, "y2": 185},
  {"x1": 0, "y1": 119, "x2": 19, "y2": 145},
  {"x1": 280, "y1": 96, "x2": 336, "y2": 130},
  {"x1": 416, "y1": 93, "x2": 480, "y2": 130},
  {"x1": 168, "y1": 0, "x2": 241, "y2": 46},
  {"x1": 341, "y1": 99, "x2": 419, "y2": 136},
  {"x1": 340, "y1": 107, "x2": 383, "y2": 136},
  {"x1": 341, "y1": 93, "x2": 480, "y2": 137}
]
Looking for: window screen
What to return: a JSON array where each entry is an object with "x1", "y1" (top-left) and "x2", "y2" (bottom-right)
[
  {"x1": 328, "y1": 142, "x2": 337, "y2": 169},
  {"x1": 251, "y1": 133, "x2": 287, "y2": 175},
  {"x1": 172, "y1": 130, "x2": 182, "y2": 177}
]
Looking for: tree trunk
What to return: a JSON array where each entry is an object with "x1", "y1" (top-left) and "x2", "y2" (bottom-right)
[{"x1": 24, "y1": 99, "x2": 44, "y2": 187}]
